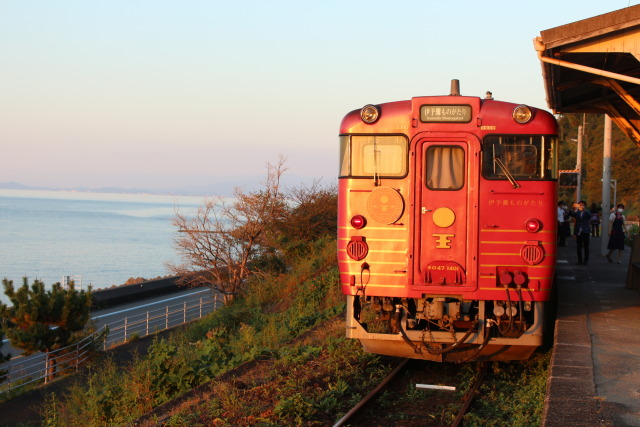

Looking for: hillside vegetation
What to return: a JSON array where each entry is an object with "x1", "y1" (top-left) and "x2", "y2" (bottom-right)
[
  {"x1": 44, "y1": 237, "x2": 371, "y2": 425},
  {"x1": 41, "y1": 161, "x2": 550, "y2": 425},
  {"x1": 43, "y1": 236, "x2": 549, "y2": 426},
  {"x1": 558, "y1": 113, "x2": 640, "y2": 217}
]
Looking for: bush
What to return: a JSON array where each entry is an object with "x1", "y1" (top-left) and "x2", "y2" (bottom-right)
[{"x1": 44, "y1": 237, "x2": 342, "y2": 424}]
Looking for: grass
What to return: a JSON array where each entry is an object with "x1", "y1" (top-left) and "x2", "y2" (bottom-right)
[
  {"x1": 451, "y1": 352, "x2": 551, "y2": 426},
  {"x1": 40, "y1": 236, "x2": 551, "y2": 425},
  {"x1": 42, "y1": 238, "x2": 357, "y2": 425}
]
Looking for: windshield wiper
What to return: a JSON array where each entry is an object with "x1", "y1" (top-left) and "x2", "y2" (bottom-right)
[{"x1": 494, "y1": 157, "x2": 520, "y2": 189}]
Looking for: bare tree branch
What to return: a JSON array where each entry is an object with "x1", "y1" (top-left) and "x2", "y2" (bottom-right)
[{"x1": 168, "y1": 157, "x2": 288, "y2": 303}]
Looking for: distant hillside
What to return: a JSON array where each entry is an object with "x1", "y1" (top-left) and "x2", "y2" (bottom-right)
[
  {"x1": 0, "y1": 182, "x2": 47, "y2": 191},
  {"x1": 0, "y1": 174, "x2": 333, "y2": 198},
  {"x1": 0, "y1": 181, "x2": 166, "y2": 195}
]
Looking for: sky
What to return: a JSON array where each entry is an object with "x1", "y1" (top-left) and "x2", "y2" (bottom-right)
[{"x1": 1, "y1": 1, "x2": 638, "y2": 194}]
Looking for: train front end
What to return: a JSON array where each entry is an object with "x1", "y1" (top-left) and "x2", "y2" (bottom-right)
[{"x1": 338, "y1": 84, "x2": 558, "y2": 362}]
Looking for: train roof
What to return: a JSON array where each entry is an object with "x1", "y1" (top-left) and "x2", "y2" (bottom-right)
[{"x1": 339, "y1": 94, "x2": 556, "y2": 135}]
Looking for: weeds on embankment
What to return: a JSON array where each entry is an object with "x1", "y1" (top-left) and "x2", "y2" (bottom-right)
[
  {"x1": 42, "y1": 238, "x2": 354, "y2": 425},
  {"x1": 42, "y1": 236, "x2": 549, "y2": 426}
]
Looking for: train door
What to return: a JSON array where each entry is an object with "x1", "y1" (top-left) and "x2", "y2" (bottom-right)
[{"x1": 414, "y1": 137, "x2": 478, "y2": 288}]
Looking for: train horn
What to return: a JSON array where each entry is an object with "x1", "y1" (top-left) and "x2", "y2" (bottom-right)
[{"x1": 450, "y1": 79, "x2": 460, "y2": 96}]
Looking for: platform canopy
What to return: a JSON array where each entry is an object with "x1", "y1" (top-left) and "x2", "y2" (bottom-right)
[{"x1": 535, "y1": 5, "x2": 640, "y2": 145}]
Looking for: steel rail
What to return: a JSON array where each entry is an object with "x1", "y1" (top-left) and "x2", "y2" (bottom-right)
[
  {"x1": 332, "y1": 358, "x2": 410, "y2": 427},
  {"x1": 452, "y1": 361, "x2": 490, "y2": 427}
]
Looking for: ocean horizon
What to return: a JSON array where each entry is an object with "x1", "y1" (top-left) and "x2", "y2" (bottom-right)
[{"x1": 0, "y1": 189, "x2": 206, "y2": 303}]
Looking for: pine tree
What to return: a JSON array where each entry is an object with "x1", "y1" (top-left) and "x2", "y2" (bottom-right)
[{"x1": 1, "y1": 278, "x2": 92, "y2": 382}]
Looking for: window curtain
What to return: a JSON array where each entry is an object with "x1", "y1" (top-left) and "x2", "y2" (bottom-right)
[{"x1": 426, "y1": 146, "x2": 464, "y2": 189}]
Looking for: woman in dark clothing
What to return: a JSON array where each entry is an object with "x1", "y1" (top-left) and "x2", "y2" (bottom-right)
[{"x1": 606, "y1": 203, "x2": 626, "y2": 264}]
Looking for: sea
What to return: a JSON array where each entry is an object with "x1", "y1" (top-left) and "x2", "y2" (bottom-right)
[{"x1": 0, "y1": 189, "x2": 206, "y2": 303}]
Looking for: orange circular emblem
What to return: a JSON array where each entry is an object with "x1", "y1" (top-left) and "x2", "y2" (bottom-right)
[
  {"x1": 432, "y1": 207, "x2": 456, "y2": 228},
  {"x1": 367, "y1": 187, "x2": 404, "y2": 224}
]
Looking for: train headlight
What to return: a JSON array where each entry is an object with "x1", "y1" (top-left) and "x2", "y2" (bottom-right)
[
  {"x1": 525, "y1": 218, "x2": 541, "y2": 233},
  {"x1": 360, "y1": 105, "x2": 380, "y2": 124},
  {"x1": 350, "y1": 215, "x2": 367, "y2": 229},
  {"x1": 513, "y1": 105, "x2": 533, "y2": 124}
]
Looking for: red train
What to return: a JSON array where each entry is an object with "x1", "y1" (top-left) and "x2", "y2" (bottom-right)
[{"x1": 338, "y1": 81, "x2": 558, "y2": 362}]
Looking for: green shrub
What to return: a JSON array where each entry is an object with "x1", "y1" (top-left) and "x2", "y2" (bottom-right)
[{"x1": 43, "y1": 238, "x2": 343, "y2": 425}]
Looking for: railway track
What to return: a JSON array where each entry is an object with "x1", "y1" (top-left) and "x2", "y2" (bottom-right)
[
  {"x1": 452, "y1": 362, "x2": 490, "y2": 427},
  {"x1": 333, "y1": 358, "x2": 410, "y2": 427},
  {"x1": 333, "y1": 359, "x2": 491, "y2": 426}
]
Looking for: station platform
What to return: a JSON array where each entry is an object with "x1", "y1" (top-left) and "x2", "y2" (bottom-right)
[{"x1": 543, "y1": 237, "x2": 640, "y2": 426}]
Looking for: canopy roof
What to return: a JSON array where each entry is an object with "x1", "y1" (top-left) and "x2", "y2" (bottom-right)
[{"x1": 535, "y1": 5, "x2": 640, "y2": 144}]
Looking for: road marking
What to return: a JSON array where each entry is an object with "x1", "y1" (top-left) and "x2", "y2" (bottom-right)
[{"x1": 91, "y1": 289, "x2": 211, "y2": 320}]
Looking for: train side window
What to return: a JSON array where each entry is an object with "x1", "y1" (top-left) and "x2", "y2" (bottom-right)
[
  {"x1": 339, "y1": 135, "x2": 351, "y2": 177},
  {"x1": 426, "y1": 146, "x2": 465, "y2": 190}
]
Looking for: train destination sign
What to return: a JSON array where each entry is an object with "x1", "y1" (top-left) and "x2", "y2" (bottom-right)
[{"x1": 420, "y1": 105, "x2": 472, "y2": 123}]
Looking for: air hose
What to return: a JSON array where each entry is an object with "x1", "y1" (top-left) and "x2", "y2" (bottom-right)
[
  {"x1": 395, "y1": 305, "x2": 422, "y2": 354},
  {"x1": 421, "y1": 321, "x2": 479, "y2": 356}
]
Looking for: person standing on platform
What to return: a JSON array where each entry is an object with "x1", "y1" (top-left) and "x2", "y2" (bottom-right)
[
  {"x1": 557, "y1": 201, "x2": 568, "y2": 246},
  {"x1": 590, "y1": 209, "x2": 601, "y2": 237},
  {"x1": 606, "y1": 203, "x2": 626, "y2": 264},
  {"x1": 561, "y1": 203, "x2": 571, "y2": 244},
  {"x1": 571, "y1": 201, "x2": 591, "y2": 265}
]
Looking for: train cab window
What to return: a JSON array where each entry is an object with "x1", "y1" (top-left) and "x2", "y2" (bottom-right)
[
  {"x1": 426, "y1": 146, "x2": 465, "y2": 190},
  {"x1": 339, "y1": 135, "x2": 408, "y2": 178},
  {"x1": 482, "y1": 135, "x2": 558, "y2": 181}
]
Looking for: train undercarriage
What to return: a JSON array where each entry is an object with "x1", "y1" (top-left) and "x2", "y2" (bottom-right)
[{"x1": 346, "y1": 293, "x2": 546, "y2": 362}]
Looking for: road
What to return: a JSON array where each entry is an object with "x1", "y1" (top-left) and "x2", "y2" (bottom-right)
[
  {"x1": 91, "y1": 287, "x2": 218, "y2": 346},
  {"x1": 0, "y1": 287, "x2": 219, "y2": 386}
]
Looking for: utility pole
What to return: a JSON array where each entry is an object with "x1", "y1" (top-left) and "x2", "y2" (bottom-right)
[
  {"x1": 575, "y1": 113, "x2": 587, "y2": 202},
  {"x1": 576, "y1": 124, "x2": 583, "y2": 202},
  {"x1": 601, "y1": 115, "x2": 612, "y2": 256}
]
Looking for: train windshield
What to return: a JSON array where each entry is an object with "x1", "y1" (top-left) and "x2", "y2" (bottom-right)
[
  {"x1": 339, "y1": 135, "x2": 408, "y2": 178},
  {"x1": 482, "y1": 135, "x2": 558, "y2": 180}
]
